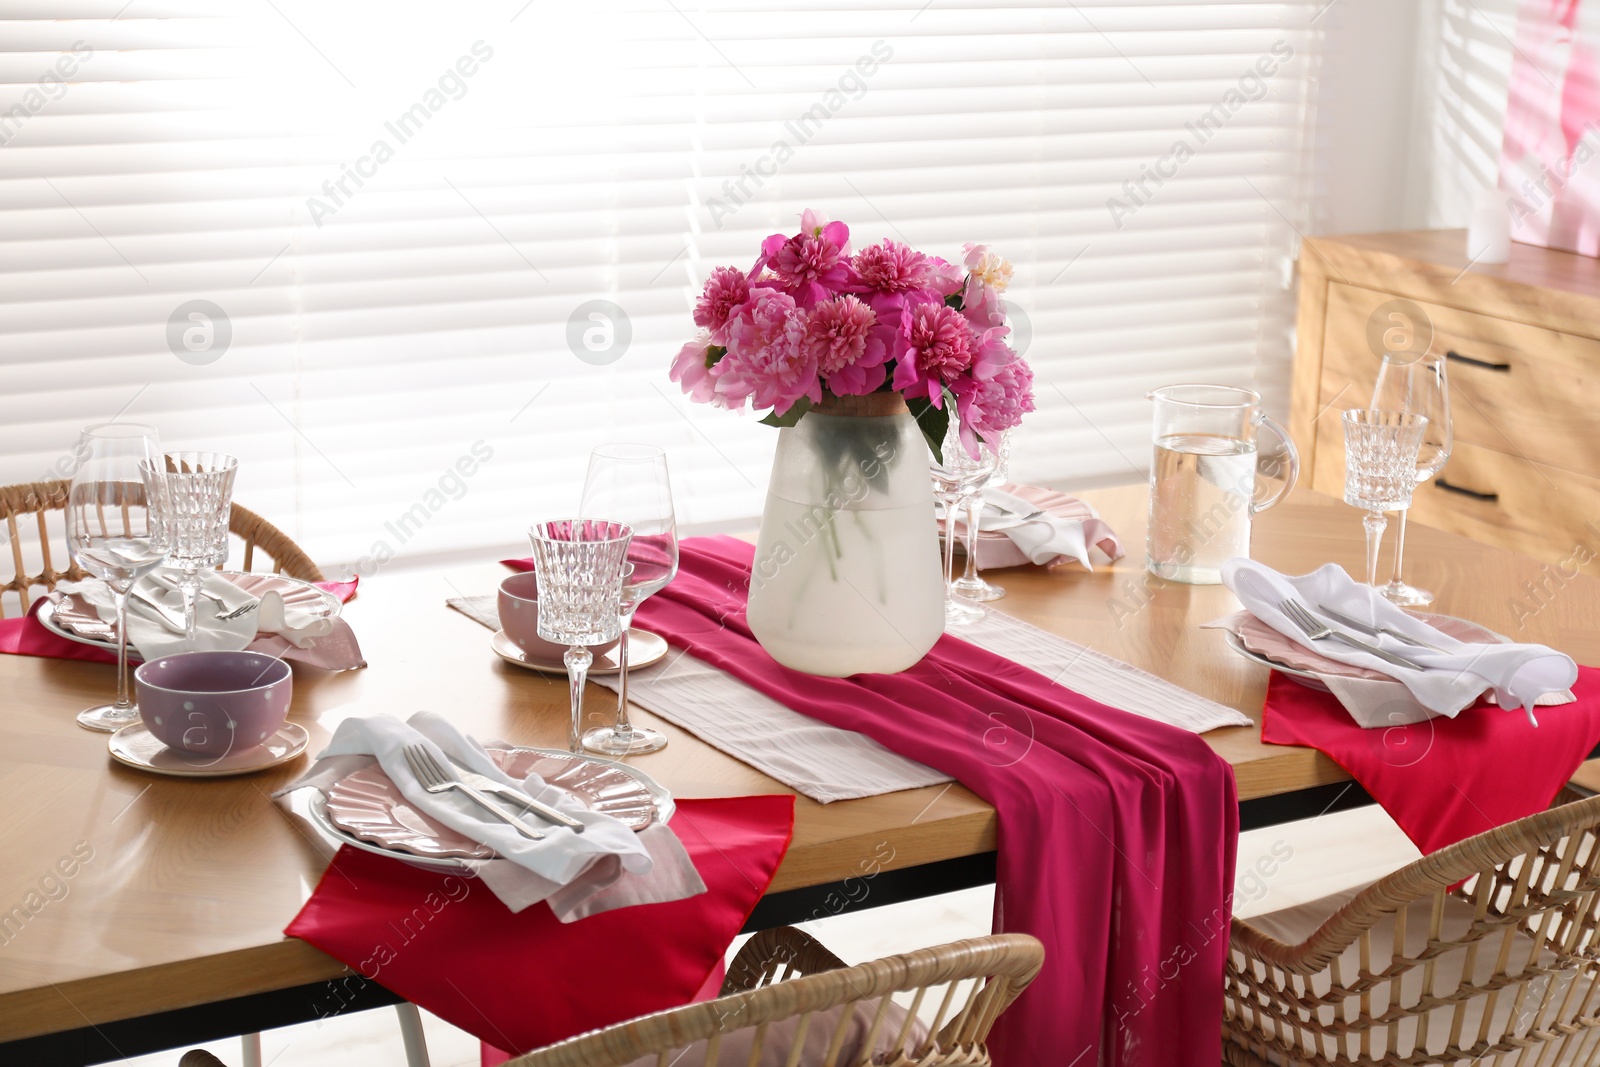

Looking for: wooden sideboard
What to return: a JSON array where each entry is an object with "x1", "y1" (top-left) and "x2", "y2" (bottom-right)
[{"x1": 1291, "y1": 230, "x2": 1600, "y2": 580}]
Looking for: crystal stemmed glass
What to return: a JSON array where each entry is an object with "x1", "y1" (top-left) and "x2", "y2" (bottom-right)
[
  {"x1": 1370, "y1": 352, "x2": 1452, "y2": 606},
  {"x1": 155, "y1": 452, "x2": 239, "y2": 650},
  {"x1": 578, "y1": 444, "x2": 677, "y2": 756},
  {"x1": 930, "y1": 413, "x2": 999, "y2": 626},
  {"x1": 1342, "y1": 410, "x2": 1428, "y2": 588},
  {"x1": 528, "y1": 519, "x2": 632, "y2": 754},
  {"x1": 952, "y1": 429, "x2": 1011, "y2": 603},
  {"x1": 65, "y1": 423, "x2": 170, "y2": 731}
]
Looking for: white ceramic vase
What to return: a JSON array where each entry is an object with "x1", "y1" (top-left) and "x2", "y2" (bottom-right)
[{"x1": 745, "y1": 394, "x2": 944, "y2": 676}]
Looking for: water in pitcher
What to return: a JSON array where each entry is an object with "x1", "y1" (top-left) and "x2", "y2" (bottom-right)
[{"x1": 1147, "y1": 434, "x2": 1256, "y2": 584}]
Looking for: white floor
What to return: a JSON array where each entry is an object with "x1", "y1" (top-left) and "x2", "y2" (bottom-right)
[{"x1": 122, "y1": 804, "x2": 1421, "y2": 1067}]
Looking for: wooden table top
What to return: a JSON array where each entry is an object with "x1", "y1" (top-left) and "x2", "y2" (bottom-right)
[{"x1": 2, "y1": 482, "x2": 1596, "y2": 1042}]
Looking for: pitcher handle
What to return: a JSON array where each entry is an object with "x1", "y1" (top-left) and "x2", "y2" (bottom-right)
[{"x1": 1249, "y1": 413, "x2": 1300, "y2": 515}]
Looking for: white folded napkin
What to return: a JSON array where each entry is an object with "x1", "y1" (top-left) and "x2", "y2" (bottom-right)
[
  {"x1": 277, "y1": 712, "x2": 703, "y2": 919},
  {"x1": 316, "y1": 712, "x2": 651, "y2": 885},
  {"x1": 1222, "y1": 558, "x2": 1577, "y2": 718},
  {"x1": 58, "y1": 571, "x2": 257, "y2": 660},
  {"x1": 257, "y1": 589, "x2": 335, "y2": 648},
  {"x1": 940, "y1": 487, "x2": 1109, "y2": 570}
]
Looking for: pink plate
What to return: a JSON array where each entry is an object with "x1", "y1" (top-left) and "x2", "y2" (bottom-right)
[
  {"x1": 324, "y1": 764, "x2": 495, "y2": 860},
  {"x1": 323, "y1": 747, "x2": 661, "y2": 861},
  {"x1": 1236, "y1": 611, "x2": 1501, "y2": 680}
]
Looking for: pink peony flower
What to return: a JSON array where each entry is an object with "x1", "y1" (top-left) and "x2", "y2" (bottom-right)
[
  {"x1": 890, "y1": 301, "x2": 981, "y2": 405},
  {"x1": 715, "y1": 290, "x2": 820, "y2": 415},
  {"x1": 960, "y1": 275, "x2": 1004, "y2": 329},
  {"x1": 799, "y1": 295, "x2": 888, "y2": 396},
  {"x1": 852, "y1": 240, "x2": 965, "y2": 332},
  {"x1": 669, "y1": 335, "x2": 724, "y2": 406},
  {"x1": 953, "y1": 346, "x2": 1035, "y2": 455},
  {"x1": 692, "y1": 266, "x2": 752, "y2": 346},
  {"x1": 753, "y1": 211, "x2": 852, "y2": 309},
  {"x1": 961, "y1": 242, "x2": 1014, "y2": 292},
  {"x1": 852, "y1": 239, "x2": 940, "y2": 295},
  {"x1": 929, "y1": 256, "x2": 966, "y2": 298}
]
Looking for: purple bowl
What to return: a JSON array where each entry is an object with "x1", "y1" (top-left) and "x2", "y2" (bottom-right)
[
  {"x1": 134, "y1": 651, "x2": 293, "y2": 757},
  {"x1": 498, "y1": 571, "x2": 621, "y2": 661}
]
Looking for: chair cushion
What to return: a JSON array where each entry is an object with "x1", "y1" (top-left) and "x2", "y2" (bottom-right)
[
  {"x1": 619, "y1": 998, "x2": 929, "y2": 1067},
  {"x1": 1234, "y1": 883, "x2": 1582, "y2": 1064}
]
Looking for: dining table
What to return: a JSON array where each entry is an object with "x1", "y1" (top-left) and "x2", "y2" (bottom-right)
[{"x1": 3, "y1": 482, "x2": 1597, "y2": 1065}]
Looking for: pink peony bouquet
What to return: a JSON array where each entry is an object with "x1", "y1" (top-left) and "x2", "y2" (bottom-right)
[{"x1": 670, "y1": 209, "x2": 1035, "y2": 458}]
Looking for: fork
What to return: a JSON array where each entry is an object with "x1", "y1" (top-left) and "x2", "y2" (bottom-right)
[
  {"x1": 1278, "y1": 599, "x2": 1425, "y2": 671},
  {"x1": 132, "y1": 584, "x2": 256, "y2": 625},
  {"x1": 402, "y1": 744, "x2": 546, "y2": 841},
  {"x1": 447, "y1": 758, "x2": 585, "y2": 832}
]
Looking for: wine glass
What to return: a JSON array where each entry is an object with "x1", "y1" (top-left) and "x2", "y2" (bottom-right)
[
  {"x1": 156, "y1": 452, "x2": 238, "y2": 650},
  {"x1": 929, "y1": 412, "x2": 998, "y2": 626},
  {"x1": 578, "y1": 444, "x2": 678, "y2": 756},
  {"x1": 65, "y1": 424, "x2": 170, "y2": 731},
  {"x1": 1342, "y1": 410, "x2": 1428, "y2": 588},
  {"x1": 1370, "y1": 352, "x2": 1452, "y2": 605},
  {"x1": 528, "y1": 519, "x2": 632, "y2": 754},
  {"x1": 952, "y1": 428, "x2": 1011, "y2": 603}
]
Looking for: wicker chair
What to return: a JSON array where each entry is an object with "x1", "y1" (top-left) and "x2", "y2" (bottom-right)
[
  {"x1": 507, "y1": 927, "x2": 1043, "y2": 1067},
  {"x1": 180, "y1": 929, "x2": 1042, "y2": 1067},
  {"x1": 0, "y1": 478, "x2": 322, "y2": 618},
  {"x1": 1224, "y1": 788, "x2": 1600, "y2": 1066}
]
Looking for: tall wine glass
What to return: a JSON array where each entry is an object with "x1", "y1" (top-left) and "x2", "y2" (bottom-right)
[
  {"x1": 952, "y1": 429, "x2": 1011, "y2": 603},
  {"x1": 65, "y1": 424, "x2": 169, "y2": 731},
  {"x1": 528, "y1": 519, "x2": 632, "y2": 754},
  {"x1": 1370, "y1": 353, "x2": 1452, "y2": 605},
  {"x1": 929, "y1": 412, "x2": 998, "y2": 626},
  {"x1": 578, "y1": 444, "x2": 678, "y2": 756},
  {"x1": 156, "y1": 452, "x2": 238, "y2": 649},
  {"x1": 1342, "y1": 410, "x2": 1428, "y2": 588}
]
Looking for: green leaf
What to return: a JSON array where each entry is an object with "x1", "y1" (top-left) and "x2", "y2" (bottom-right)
[
  {"x1": 758, "y1": 396, "x2": 812, "y2": 428},
  {"x1": 906, "y1": 395, "x2": 949, "y2": 464},
  {"x1": 705, "y1": 345, "x2": 727, "y2": 368}
]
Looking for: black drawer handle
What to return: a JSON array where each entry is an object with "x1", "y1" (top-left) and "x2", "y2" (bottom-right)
[
  {"x1": 1434, "y1": 478, "x2": 1498, "y2": 502},
  {"x1": 1445, "y1": 350, "x2": 1512, "y2": 372}
]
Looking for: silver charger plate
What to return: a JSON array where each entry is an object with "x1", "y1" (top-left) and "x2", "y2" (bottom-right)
[
  {"x1": 1223, "y1": 630, "x2": 1330, "y2": 691},
  {"x1": 302, "y1": 746, "x2": 675, "y2": 872},
  {"x1": 37, "y1": 571, "x2": 342, "y2": 656}
]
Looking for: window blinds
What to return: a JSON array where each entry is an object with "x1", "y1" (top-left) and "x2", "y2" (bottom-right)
[{"x1": 0, "y1": 1, "x2": 1321, "y2": 573}]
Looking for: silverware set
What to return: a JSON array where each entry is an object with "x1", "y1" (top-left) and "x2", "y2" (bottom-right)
[
  {"x1": 129, "y1": 584, "x2": 256, "y2": 630},
  {"x1": 402, "y1": 744, "x2": 587, "y2": 842},
  {"x1": 1277, "y1": 599, "x2": 1427, "y2": 671}
]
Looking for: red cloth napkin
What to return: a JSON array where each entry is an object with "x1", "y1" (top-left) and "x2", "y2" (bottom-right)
[
  {"x1": 285, "y1": 795, "x2": 794, "y2": 1056},
  {"x1": 1261, "y1": 669, "x2": 1600, "y2": 854},
  {"x1": 0, "y1": 578, "x2": 359, "y2": 664},
  {"x1": 479, "y1": 961, "x2": 728, "y2": 1066},
  {"x1": 618, "y1": 536, "x2": 1236, "y2": 1067}
]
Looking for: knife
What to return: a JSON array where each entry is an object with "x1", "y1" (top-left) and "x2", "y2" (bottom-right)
[{"x1": 449, "y1": 760, "x2": 586, "y2": 833}]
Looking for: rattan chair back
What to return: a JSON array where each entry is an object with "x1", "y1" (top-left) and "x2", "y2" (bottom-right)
[
  {"x1": 508, "y1": 928, "x2": 1045, "y2": 1067},
  {"x1": 1225, "y1": 789, "x2": 1600, "y2": 1065},
  {"x1": 1, "y1": 478, "x2": 323, "y2": 618}
]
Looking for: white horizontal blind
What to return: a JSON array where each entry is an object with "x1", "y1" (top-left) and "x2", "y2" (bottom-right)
[{"x1": 0, "y1": 1, "x2": 1321, "y2": 576}]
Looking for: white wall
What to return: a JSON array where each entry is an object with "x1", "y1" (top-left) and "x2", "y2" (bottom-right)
[{"x1": 1309, "y1": 0, "x2": 1519, "y2": 236}]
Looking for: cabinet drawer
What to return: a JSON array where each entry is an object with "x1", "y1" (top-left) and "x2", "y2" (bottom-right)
[
  {"x1": 1310, "y1": 427, "x2": 1600, "y2": 578},
  {"x1": 1320, "y1": 282, "x2": 1600, "y2": 479}
]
